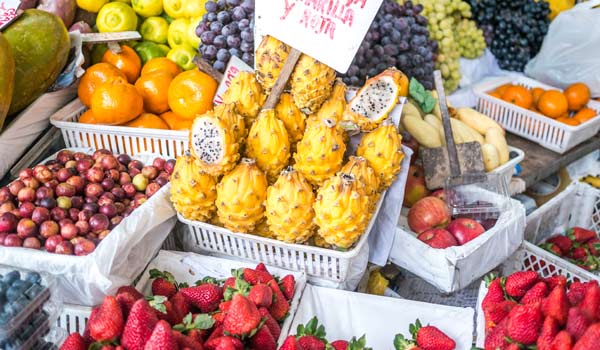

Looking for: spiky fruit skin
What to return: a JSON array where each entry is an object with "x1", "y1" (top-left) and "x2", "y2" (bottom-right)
[
  {"x1": 246, "y1": 109, "x2": 291, "y2": 182},
  {"x1": 190, "y1": 115, "x2": 240, "y2": 177},
  {"x1": 216, "y1": 159, "x2": 268, "y2": 233},
  {"x1": 256, "y1": 35, "x2": 290, "y2": 94},
  {"x1": 170, "y1": 154, "x2": 217, "y2": 221},
  {"x1": 357, "y1": 123, "x2": 404, "y2": 190},
  {"x1": 290, "y1": 54, "x2": 336, "y2": 114},
  {"x1": 340, "y1": 156, "x2": 380, "y2": 211},
  {"x1": 314, "y1": 173, "x2": 370, "y2": 249},
  {"x1": 275, "y1": 92, "x2": 306, "y2": 144},
  {"x1": 312, "y1": 79, "x2": 347, "y2": 124},
  {"x1": 222, "y1": 71, "x2": 266, "y2": 126},
  {"x1": 251, "y1": 218, "x2": 275, "y2": 239},
  {"x1": 212, "y1": 103, "x2": 247, "y2": 142},
  {"x1": 265, "y1": 168, "x2": 315, "y2": 243},
  {"x1": 294, "y1": 119, "x2": 346, "y2": 187}
]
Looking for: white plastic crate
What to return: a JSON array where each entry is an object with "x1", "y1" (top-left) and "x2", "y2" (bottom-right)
[
  {"x1": 50, "y1": 99, "x2": 189, "y2": 158},
  {"x1": 473, "y1": 76, "x2": 600, "y2": 153},
  {"x1": 178, "y1": 193, "x2": 385, "y2": 284},
  {"x1": 490, "y1": 146, "x2": 524, "y2": 186}
]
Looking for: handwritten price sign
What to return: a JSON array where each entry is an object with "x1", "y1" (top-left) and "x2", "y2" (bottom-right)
[
  {"x1": 0, "y1": 0, "x2": 20, "y2": 30},
  {"x1": 255, "y1": 0, "x2": 383, "y2": 73}
]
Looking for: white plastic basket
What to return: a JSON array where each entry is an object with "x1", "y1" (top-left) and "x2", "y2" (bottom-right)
[
  {"x1": 50, "y1": 99, "x2": 189, "y2": 158},
  {"x1": 178, "y1": 193, "x2": 385, "y2": 284},
  {"x1": 490, "y1": 146, "x2": 525, "y2": 186},
  {"x1": 473, "y1": 76, "x2": 600, "y2": 154}
]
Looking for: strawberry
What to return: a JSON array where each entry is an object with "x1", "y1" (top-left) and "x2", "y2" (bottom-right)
[
  {"x1": 170, "y1": 291, "x2": 190, "y2": 323},
  {"x1": 393, "y1": 333, "x2": 421, "y2": 350},
  {"x1": 116, "y1": 286, "x2": 144, "y2": 319},
  {"x1": 482, "y1": 277, "x2": 506, "y2": 310},
  {"x1": 248, "y1": 283, "x2": 273, "y2": 308},
  {"x1": 506, "y1": 303, "x2": 543, "y2": 344},
  {"x1": 542, "y1": 286, "x2": 569, "y2": 325},
  {"x1": 297, "y1": 317, "x2": 327, "y2": 350},
  {"x1": 573, "y1": 322, "x2": 600, "y2": 350},
  {"x1": 280, "y1": 274, "x2": 296, "y2": 300},
  {"x1": 484, "y1": 317, "x2": 509, "y2": 350},
  {"x1": 579, "y1": 281, "x2": 600, "y2": 321},
  {"x1": 173, "y1": 313, "x2": 214, "y2": 344},
  {"x1": 144, "y1": 320, "x2": 178, "y2": 350},
  {"x1": 172, "y1": 330, "x2": 204, "y2": 350},
  {"x1": 542, "y1": 242, "x2": 564, "y2": 257},
  {"x1": 587, "y1": 238, "x2": 600, "y2": 256},
  {"x1": 521, "y1": 281, "x2": 549, "y2": 304},
  {"x1": 568, "y1": 281, "x2": 592, "y2": 306},
  {"x1": 546, "y1": 275, "x2": 567, "y2": 290},
  {"x1": 204, "y1": 336, "x2": 244, "y2": 350},
  {"x1": 331, "y1": 340, "x2": 348, "y2": 350},
  {"x1": 279, "y1": 335, "x2": 306, "y2": 350},
  {"x1": 298, "y1": 336, "x2": 326, "y2": 350},
  {"x1": 88, "y1": 296, "x2": 124, "y2": 342},
  {"x1": 259, "y1": 307, "x2": 282, "y2": 340},
  {"x1": 506, "y1": 344, "x2": 519, "y2": 350},
  {"x1": 82, "y1": 307, "x2": 97, "y2": 345},
  {"x1": 180, "y1": 283, "x2": 223, "y2": 313},
  {"x1": 188, "y1": 328, "x2": 206, "y2": 344},
  {"x1": 219, "y1": 300, "x2": 232, "y2": 312},
  {"x1": 566, "y1": 307, "x2": 591, "y2": 341},
  {"x1": 255, "y1": 262, "x2": 269, "y2": 273},
  {"x1": 249, "y1": 325, "x2": 277, "y2": 350},
  {"x1": 213, "y1": 311, "x2": 225, "y2": 324},
  {"x1": 571, "y1": 246, "x2": 588, "y2": 261},
  {"x1": 537, "y1": 316, "x2": 560, "y2": 350},
  {"x1": 149, "y1": 269, "x2": 178, "y2": 298},
  {"x1": 268, "y1": 279, "x2": 290, "y2": 321},
  {"x1": 410, "y1": 319, "x2": 456, "y2": 350},
  {"x1": 484, "y1": 300, "x2": 516, "y2": 330},
  {"x1": 223, "y1": 293, "x2": 261, "y2": 336},
  {"x1": 505, "y1": 271, "x2": 539, "y2": 299},
  {"x1": 60, "y1": 333, "x2": 86, "y2": 350},
  {"x1": 337, "y1": 335, "x2": 371, "y2": 350},
  {"x1": 206, "y1": 324, "x2": 224, "y2": 343},
  {"x1": 547, "y1": 235, "x2": 573, "y2": 255},
  {"x1": 568, "y1": 227, "x2": 597, "y2": 244},
  {"x1": 243, "y1": 267, "x2": 273, "y2": 285},
  {"x1": 148, "y1": 296, "x2": 180, "y2": 325},
  {"x1": 121, "y1": 299, "x2": 159, "y2": 350},
  {"x1": 552, "y1": 330, "x2": 573, "y2": 350},
  {"x1": 222, "y1": 277, "x2": 236, "y2": 290}
]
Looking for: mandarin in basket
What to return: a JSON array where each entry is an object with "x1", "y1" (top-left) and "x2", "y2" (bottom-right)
[
  {"x1": 135, "y1": 71, "x2": 173, "y2": 115},
  {"x1": 167, "y1": 69, "x2": 217, "y2": 120},
  {"x1": 141, "y1": 57, "x2": 182, "y2": 77},
  {"x1": 160, "y1": 111, "x2": 192, "y2": 130},
  {"x1": 502, "y1": 85, "x2": 533, "y2": 109},
  {"x1": 77, "y1": 63, "x2": 126, "y2": 107},
  {"x1": 556, "y1": 116, "x2": 580, "y2": 126},
  {"x1": 78, "y1": 110, "x2": 97, "y2": 124},
  {"x1": 102, "y1": 45, "x2": 142, "y2": 84},
  {"x1": 573, "y1": 107, "x2": 597, "y2": 124},
  {"x1": 537, "y1": 90, "x2": 568, "y2": 119},
  {"x1": 494, "y1": 83, "x2": 513, "y2": 96},
  {"x1": 564, "y1": 82, "x2": 591, "y2": 111},
  {"x1": 125, "y1": 112, "x2": 170, "y2": 129},
  {"x1": 531, "y1": 87, "x2": 545, "y2": 107},
  {"x1": 488, "y1": 91, "x2": 501, "y2": 99},
  {"x1": 90, "y1": 77, "x2": 143, "y2": 125}
]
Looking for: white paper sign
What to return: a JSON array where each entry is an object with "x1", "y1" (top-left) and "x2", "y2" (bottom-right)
[
  {"x1": 255, "y1": 0, "x2": 383, "y2": 73},
  {"x1": 0, "y1": 0, "x2": 20, "y2": 30},
  {"x1": 213, "y1": 55, "x2": 254, "y2": 105}
]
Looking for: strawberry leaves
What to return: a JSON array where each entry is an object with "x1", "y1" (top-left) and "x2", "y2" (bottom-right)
[{"x1": 173, "y1": 313, "x2": 215, "y2": 334}]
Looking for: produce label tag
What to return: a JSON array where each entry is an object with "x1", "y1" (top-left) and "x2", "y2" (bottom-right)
[
  {"x1": 255, "y1": 0, "x2": 383, "y2": 73},
  {"x1": 80, "y1": 31, "x2": 142, "y2": 44},
  {"x1": 0, "y1": 0, "x2": 20, "y2": 30},
  {"x1": 213, "y1": 55, "x2": 254, "y2": 105}
]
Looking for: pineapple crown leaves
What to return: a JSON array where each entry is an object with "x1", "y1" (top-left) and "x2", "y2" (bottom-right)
[
  {"x1": 146, "y1": 295, "x2": 168, "y2": 314},
  {"x1": 393, "y1": 333, "x2": 417, "y2": 350},
  {"x1": 296, "y1": 317, "x2": 327, "y2": 341},
  {"x1": 194, "y1": 276, "x2": 219, "y2": 286},
  {"x1": 408, "y1": 78, "x2": 436, "y2": 114},
  {"x1": 149, "y1": 269, "x2": 177, "y2": 284},
  {"x1": 173, "y1": 312, "x2": 216, "y2": 333}
]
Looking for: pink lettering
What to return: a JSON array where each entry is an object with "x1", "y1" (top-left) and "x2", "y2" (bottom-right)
[
  {"x1": 281, "y1": 0, "x2": 297, "y2": 20},
  {"x1": 343, "y1": 8, "x2": 354, "y2": 26}
]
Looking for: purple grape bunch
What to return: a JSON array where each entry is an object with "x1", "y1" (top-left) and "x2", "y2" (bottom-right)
[
  {"x1": 340, "y1": 0, "x2": 438, "y2": 89},
  {"x1": 196, "y1": 0, "x2": 255, "y2": 72}
]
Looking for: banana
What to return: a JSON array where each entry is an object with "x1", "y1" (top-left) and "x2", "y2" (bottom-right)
[
  {"x1": 485, "y1": 127, "x2": 509, "y2": 164},
  {"x1": 456, "y1": 107, "x2": 505, "y2": 136},
  {"x1": 581, "y1": 175, "x2": 600, "y2": 189},
  {"x1": 401, "y1": 114, "x2": 443, "y2": 148},
  {"x1": 402, "y1": 100, "x2": 423, "y2": 119},
  {"x1": 482, "y1": 143, "x2": 500, "y2": 171}
]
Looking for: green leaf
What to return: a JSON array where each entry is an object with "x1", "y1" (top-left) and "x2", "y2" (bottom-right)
[
  {"x1": 193, "y1": 313, "x2": 216, "y2": 330},
  {"x1": 178, "y1": 282, "x2": 189, "y2": 289},
  {"x1": 409, "y1": 78, "x2": 436, "y2": 113}
]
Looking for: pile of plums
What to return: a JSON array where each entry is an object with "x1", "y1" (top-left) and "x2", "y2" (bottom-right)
[{"x1": 0, "y1": 149, "x2": 174, "y2": 256}]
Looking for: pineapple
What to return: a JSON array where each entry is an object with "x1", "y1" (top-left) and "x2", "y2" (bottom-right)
[
  {"x1": 245, "y1": 109, "x2": 290, "y2": 182},
  {"x1": 170, "y1": 153, "x2": 217, "y2": 221},
  {"x1": 255, "y1": 35, "x2": 291, "y2": 94},
  {"x1": 275, "y1": 93, "x2": 306, "y2": 144},
  {"x1": 357, "y1": 121, "x2": 405, "y2": 190},
  {"x1": 222, "y1": 71, "x2": 266, "y2": 126},
  {"x1": 265, "y1": 167, "x2": 315, "y2": 244},
  {"x1": 290, "y1": 54, "x2": 336, "y2": 114},
  {"x1": 190, "y1": 113, "x2": 239, "y2": 177}
]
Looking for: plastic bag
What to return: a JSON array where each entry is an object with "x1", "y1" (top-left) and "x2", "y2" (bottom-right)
[{"x1": 525, "y1": 0, "x2": 600, "y2": 96}]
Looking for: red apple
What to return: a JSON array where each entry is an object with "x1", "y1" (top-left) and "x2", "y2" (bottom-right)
[
  {"x1": 401, "y1": 132, "x2": 419, "y2": 165},
  {"x1": 447, "y1": 218, "x2": 486, "y2": 245},
  {"x1": 431, "y1": 189, "x2": 447, "y2": 202},
  {"x1": 407, "y1": 197, "x2": 451, "y2": 234},
  {"x1": 403, "y1": 165, "x2": 430, "y2": 208},
  {"x1": 417, "y1": 228, "x2": 458, "y2": 249}
]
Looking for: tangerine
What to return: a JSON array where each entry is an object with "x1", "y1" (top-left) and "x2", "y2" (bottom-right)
[
  {"x1": 125, "y1": 113, "x2": 170, "y2": 129},
  {"x1": 556, "y1": 116, "x2": 580, "y2": 126},
  {"x1": 77, "y1": 63, "x2": 126, "y2": 107},
  {"x1": 167, "y1": 69, "x2": 217, "y2": 120},
  {"x1": 488, "y1": 91, "x2": 501, "y2": 99},
  {"x1": 531, "y1": 87, "x2": 545, "y2": 107},
  {"x1": 564, "y1": 82, "x2": 590, "y2": 111},
  {"x1": 160, "y1": 111, "x2": 193, "y2": 130},
  {"x1": 537, "y1": 90, "x2": 568, "y2": 119},
  {"x1": 573, "y1": 107, "x2": 597, "y2": 124},
  {"x1": 78, "y1": 109, "x2": 97, "y2": 124},
  {"x1": 502, "y1": 85, "x2": 533, "y2": 109},
  {"x1": 141, "y1": 57, "x2": 183, "y2": 77},
  {"x1": 494, "y1": 84, "x2": 513, "y2": 96},
  {"x1": 90, "y1": 78, "x2": 143, "y2": 125},
  {"x1": 135, "y1": 71, "x2": 173, "y2": 115},
  {"x1": 102, "y1": 45, "x2": 142, "y2": 84}
]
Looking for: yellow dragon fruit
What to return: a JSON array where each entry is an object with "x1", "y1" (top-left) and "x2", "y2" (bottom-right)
[
  {"x1": 222, "y1": 71, "x2": 266, "y2": 126},
  {"x1": 212, "y1": 103, "x2": 246, "y2": 141},
  {"x1": 252, "y1": 219, "x2": 274, "y2": 239},
  {"x1": 308, "y1": 79, "x2": 347, "y2": 125},
  {"x1": 340, "y1": 156, "x2": 380, "y2": 197},
  {"x1": 290, "y1": 54, "x2": 336, "y2": 114},
  {"x1": 190, "y1": 113, "x2": 240, "y2": 177},
  {"x1": 275, "y1": 93, "x2": 306, "y2": 144},
  {"x1": 216, "y1": 158, "x2": 268, "y2": 233},
  {"x1": 265, "y1": 167, "x2": 315, "y2": 244},
  {"x1": 357, "y1": 121, "x2": 405, "y2": 190},
  {"x1": 245, "y1": 109, "x2": 291, "y2": 182},
  {"x1": 255, "y1": 35, "x2": 290, "y2": 94},
  {"x1": 314, "y1": 173, "x2": 370, "y2": 249},
  {"x1": 294, "y1": 118, "x2": 346, "y2": 187},
  {"x1": 170, "y1": 153, "x2": 217, "y2": 221}
]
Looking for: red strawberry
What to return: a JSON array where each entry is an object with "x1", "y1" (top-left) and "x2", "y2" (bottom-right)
[
  {"x1": 298, "y1": 336, "x2": 326, "y2": 350},
  {"x1": 223, "y1": 277, "x2": 236, "y2": 290},
  {"x1": 393, "y1": 333, "x2": 421, "y2": 350},
  {"x1": 149, "y1": 269, "x2": 178, "y2": 298},
  {"x1": 546, "y1": 275, "x2": 567, "y2": 290},
  {"x1": 543, "y1": 242, "x2": 564, "y2": 257},
  {"x1": 506, "y1": 344, "x2": 520, "y2": 350},
  {"x1": 507, "y1": 303, "x2": 543, "y2": 344},
  {"x1": 573, "y1": 322, "x2": 600, "y2": 350},
  {"x1": 484, "y1": 300, "x2": 516, "y2": 330},
  {"x1": 482, "y1": 278, "x2": 506, "y2": 310},
  {"x1": 170, "y1": 291, "x2": 190, "y2": 323},
  {"x1": 212, "y1": 311, "x2": 225, "y2": 324},
  {"x1": 279, "y1": 335, "x2": 305, "y2": 350},
  {"x1": 547, "y1": 235, "x2": 573, "y2": 255},
  {"x1": 204, "y1": 336, "x2": 244, "y2": 350},
  {"x1": 280, "y1": 274, "x2": 296, "y2": 300},
  {"x1": 568, "y1": 282, "x2": 592, "y2": 306},
  {"x1": 571, "y1": 247, "x2": 588, "y2": 261},
  {"x1": 148, "y1": 296, "x2": 179, "y2": 325},
  {"x1": 296, "y1": 317, "x2": 327, "y2": 350},
  {"x1": 82, "y1": 307, "x2": 97, "y2": 345},
  {"x1": 219, "y1": 300, "x2": 232, "y2": 313},
  {"x1": 223, "y1": 294, "x2": 261, "y2": 336},
  {"x1": 552, "y1": 330, "x2": 573, "y2": 350},
  {"x1": 172, "y1": 330, "x2": 204, "y2": 350},
  {"x1": 255, "y1": 262, "x2": 269, "y2": 273},
  {"x1": 521, "y1": 281, "x2": 549, "y2": 304},
  {"x1": 331, "y1": 340, "x2": 348, "y2": 350},
  {"x1": 537, "y1": 316, "x2": 560, "y2": 350},
  {"x1": 243, "y1": 268, "x2": 273, "y2": 285},
  {"x1": 542, "y1": 286, "x2": 569, "y2": 325},
  {"x1": 121, "y1": 299, "x2": 159, "y2": 350},
  {"x1": 88, "y1": 296, "x2": 124, "y2": 342},
  {"x1": 268, "y1": 279, "x2": 290, "y2": 321},
  {"x1": 259, "y1": 307, "x2": 281, "y2": 340},
  {"x1": 206, "y1": 324, "x2": 224, "y2": 343},
  {"x1": 188, "y1": 328, "x2": 206, "y2": 343},
  {"x1": 180, "y1": 283, "x2": 223, "y2": 313},
  {"x1": 249, "y1": 325, "x2": 277, "y2": 350},
  {"x1": 60, "y1": 333, "x2": 86, "y2": 350},
  {"x1": 579, "y1": 281, "x2": 600, "y2": 321},
  {"x1": 505, "y1": 271, "x2": 539, "y2": 299},
  {"x1": 566, "y1": 307, "x2": 591, "y2": 341},
  {"x1": 248, "y1": 284, "x2": 273, "y2": 308},
  {"x1": 484, "y1": 317, "x2": 509, "y2": 350},
  {"x1": 587, "y1": 238, "x2": 600, "y2": 256},
  {"x1": 116, "y1": 286, "x2": 144, "y2": 318},
  {"x1": 144, "y1": 320, "x2": 178, "y2": 350},
  {"x1": 411, "y1": 319, "x2": 456, "y2": 350},
  {"x1": 568, "y1": 227, "x2": 597, "y2": 243}
]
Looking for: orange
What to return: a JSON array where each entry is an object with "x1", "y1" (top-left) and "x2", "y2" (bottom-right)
[
  {"x1": 494, "y1": 84, "x2": 513, "y2": 96},
  {"x1": 167, "y1": 69, "x2": 217, "y2": 120},
  {"x1": 125, "y1": 113, "x2": 170, "y2": 129},
  {"x1": 90, "y1": 77, "x2": 143, "y2": 125},
  {"x1": 141, "y1": 57, "x2": 183, "y2": 77},
  {"x1": 531, "y1": 87, "x2": 545, "y2": 107},
  {"x1": 573, "y1": 107, "x2": 597, "y2": 124},
  {"x1": 564, "y1": 82, "x2": 591, "y2": 111},
  {"x1": 537, "y1": 90, "x2": 568, "y2": 119},
  {"x1": 77, "y1": 63, "x2": 126, "y2": 107},
  {"x1": 135, "y1": 71, "x2": 173, "y2": 115},
  {"x1": 502, "y1": 85, "x2": 533, "y2": 109},
  {"x1": 78, "y1": 109, "x2": 97, "y2": 124},
  {"x1": 160, "y1": 111, "x2": 193, "y2": 130},
  {"x1": 488, "y1": 91, "x2": 501, "y2": 99},
  {"x1": 102, "y1": 45, "x2": 142, "y2": 84},
  {"x1": 556, "y1": 116, "x2": 580, "y2": 126}
]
